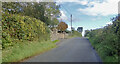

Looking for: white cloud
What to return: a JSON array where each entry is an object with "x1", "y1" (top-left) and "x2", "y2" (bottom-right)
[
  {"x1": 58, "y1": 10, "x2": 68, "y2": 20},
  {"x1": 78, "y1": 0, "x2": 119, "y2": 16},
  {"x1": 56, "y1": 0, "x2": 79, "y2": 2},
  {"x1": 106, "y1": 22, "x2": 113, "y2": 25},
  {"x1": 91, "y1": 17, "x2": 102, "y2": 21},
  {"x1": 76, "y1": 0, "x2": 88, "y2": 5},
  {"x1": 56, "y1": 0, "x2": 88, "y2": 5}
]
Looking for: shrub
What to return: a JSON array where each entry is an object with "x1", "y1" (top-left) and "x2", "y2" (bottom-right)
[
  {"x1": 84, "y1": 16, "x2": 120, "y2": 62},
  {"x1": 2, "y1": 12, "x2": 50, "y2": 48}
]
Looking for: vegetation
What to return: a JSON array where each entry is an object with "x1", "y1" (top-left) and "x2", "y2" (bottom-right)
[
  {"x1": 2, "y1": 2, "x2": 61, "y2": 49},
  {"x1": 85, "y1": 16, "x2": 120, "y2": 62},
  {"x1": 57, "y1": 21, "x2": 68, "y2": 32},
  {"x1": 77, "y1": 27, "x2": 83, "y2": 33},
  {"x1": 52, "y1": 40, "x2": 59, "y2": 44},
  {"x1": 2, "y1": 40, "x2": 56, "y2": 62},
  {"x1": 1, "y1": 12, "x2": 57, "y2": 62},
  {"x1": 2, "y1": 2, "x2": 61, "y2": 62},
  {"x1": 70, "y1": 30, "x2": 82, "y2": 37},
  {"x1": 2, "y1": 12, "x2": 50, "y2": 49},
  {"x1": 0, "y1": 1, "x2": 2, "y2": 63},
  {"x1": 2, "y1": 2, "x2": 60, "y2": 27},
  {"x1": 0, "y1": 50, "x2": 1, "y2": 64},
  {"x1": 67, "y1": 29, "x2": 82, "y2": 38}
]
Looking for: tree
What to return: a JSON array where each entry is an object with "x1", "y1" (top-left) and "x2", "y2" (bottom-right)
[
  {"x1": 2, "y1": 2, "x2": 61, "y2": 26},
  {"x1": 71, "y1": 27, "x2": 75, "y2": 31},
  {"x1": 57, "y1": 22, "x2": 68, "y2": 32},
  {"x1": 77, "y1": 27, "x2": 83, "y2": 33}
]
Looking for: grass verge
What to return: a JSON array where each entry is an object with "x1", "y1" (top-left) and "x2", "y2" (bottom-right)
[
  {"x1": 52, "y1": 40, "x2": 59, "y2": 44},
  {"x1": 68, "y1": 34, "x2": 82, "y2": 38},
  {"x1": 67, "y1": 31, "x2": 82, "y2": 38},
  {"x1": 0, "y1": 50, "x2": 2, "y2": 64},
  {"x1": 2, "y1": 40, "x2": 56, "y2": 62}
]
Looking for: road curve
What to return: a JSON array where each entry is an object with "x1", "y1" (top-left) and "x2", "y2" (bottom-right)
[{"x1": 24, "y1": 37, "x2": 102, "y2": 62}]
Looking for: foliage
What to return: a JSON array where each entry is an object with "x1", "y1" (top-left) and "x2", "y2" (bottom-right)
[
  {"x1": 71, "y1": 27, "x2": 75, "y2": 32},
  {"x1": 2, "y1": 12, "x2": 50, "y2": 48},
  {"x1": 2, "y1": 2, "x2": 60, "y2": 27},
  {"x1": 72, "y1": 30, "x2": 82, "y2": 37},
  {"x1": 2, "y1": 2, "x2": 62, "y2": 62},
  {"x1": 77, "y1": 27, "x2": 83, "y2": 33},
  {"x1": 68, "y1": 30, "x2": 82, "y2": 38},
  {"x1": 65, "y1": 30, "x2": 71, "y2": 33},
  {"x1": 52, "y1": 40, "x2": 59, "y2": 44},
  {"x1": 57, "y1": 22, "x2": 68, "y2": 31},
  {"x1": 85, "y1": 16, "x2": 120, "y2": 62}
]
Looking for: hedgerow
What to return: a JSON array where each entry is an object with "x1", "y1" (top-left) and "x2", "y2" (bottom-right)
[
  {"x1": 85, "y1": 16, "x2": 120, "y2": 62},
  {"x1": 2, "y1": 12, "x2": 50, "y2": 48}
]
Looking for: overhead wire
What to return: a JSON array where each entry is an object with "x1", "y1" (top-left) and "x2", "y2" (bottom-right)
[
  {"x1": 59, "y1": 3, "x2": 72, "y2": 22},
  {"x1": 59, "y1": 3, "x2": 79, "y2": 22}
]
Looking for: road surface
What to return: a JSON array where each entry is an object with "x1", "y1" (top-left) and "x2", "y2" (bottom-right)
[{"x1": 24, "y1": 37, "x2": 102, "y2": 62}]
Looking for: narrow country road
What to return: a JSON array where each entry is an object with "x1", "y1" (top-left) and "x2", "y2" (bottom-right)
[{"x1": 24, "y1": 37, "x2": 102, "y2": 62}]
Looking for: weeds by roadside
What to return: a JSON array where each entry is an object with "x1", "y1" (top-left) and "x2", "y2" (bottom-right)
[{"x1": 2, "y1": 40, "x2": 56, "y2": 62}]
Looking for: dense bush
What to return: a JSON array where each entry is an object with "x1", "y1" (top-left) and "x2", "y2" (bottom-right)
[
  {"x1": 2, "y1": 12, "x2": 50, "y2": 48},
  {"x1": 2, "y1": 2, "x2": 60, "y2": 27},
  {"x1": 85, "y1": 16, "x2": 120, "y2": 62}
]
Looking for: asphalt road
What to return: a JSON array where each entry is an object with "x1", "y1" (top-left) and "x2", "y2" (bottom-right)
[{"x1": 25, "y1": 37, "x2": 102, "y2": 62}]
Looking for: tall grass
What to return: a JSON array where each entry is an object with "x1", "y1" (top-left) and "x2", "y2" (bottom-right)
[
  {"x1": 2, "y1": 40, "x2": 56, "y2": 62},
  {"x1": 0, "y1": 50, "x2": 2, "y2": 64},
  {"x1": 69, "y1": 31, "x2": 82, "y2": 38}
]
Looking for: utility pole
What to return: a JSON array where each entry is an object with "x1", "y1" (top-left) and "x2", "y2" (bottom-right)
[{"x1": 71, "y1": 14, "x2": 72, "y2": 34}]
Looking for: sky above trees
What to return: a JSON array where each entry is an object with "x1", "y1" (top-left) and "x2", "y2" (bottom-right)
[{"x1": 55, "y1": 0, "x2": 119, "y2": 36}]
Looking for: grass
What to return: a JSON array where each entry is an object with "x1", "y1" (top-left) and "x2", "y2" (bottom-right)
[
  {"x1": 68, "y1": 32, "x2": 82, "y2": 38},
  {"x1": 2, "y1": 40, "x2": 57, "y2": 62},
  {"x1": 0, "y1": 50, "x2": 2, "y2": 64},
  {"x1": 67, "y1": 35, "x2": 80, "y2": 39},
  {"x1": 52, "y1": 40, "x2": 59, "y2": 44},
  {"x1": 0, "y1": 45, "x2": 1, "y2": 49}
]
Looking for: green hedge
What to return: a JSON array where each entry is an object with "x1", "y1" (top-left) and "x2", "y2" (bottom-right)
[
  {"x1": 2, "y1": 12, "x2": 50, "y2": 48},
  {"x1": 85, "y1": 18, "x2": 120, "y2": 62}
]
